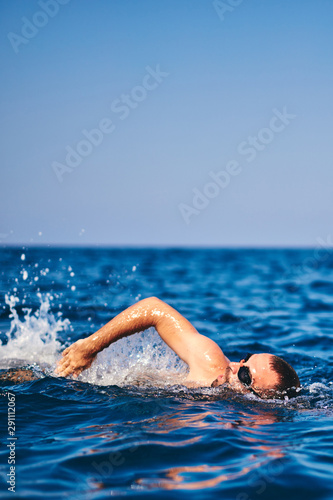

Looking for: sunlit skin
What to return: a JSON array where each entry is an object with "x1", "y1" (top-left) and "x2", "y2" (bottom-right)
[
  {"x1": 211, "y1": 353, "x2": 280, "y2": 394},
  {"x1": 55, "y1": 297, "x2": 280, "y2": 397}
]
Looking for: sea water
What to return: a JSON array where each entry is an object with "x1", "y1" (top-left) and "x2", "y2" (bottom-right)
[{"x1": 0, "y1": 247, "x2": 332, "y2": 499}]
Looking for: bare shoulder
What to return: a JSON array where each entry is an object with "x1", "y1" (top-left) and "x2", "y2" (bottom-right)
[
  {"x1": 186, "y1": 332, "x2": 229, "y2": 382},
  {"x1": 148, "y1": 297, "x2": 229, "y2": 379}
]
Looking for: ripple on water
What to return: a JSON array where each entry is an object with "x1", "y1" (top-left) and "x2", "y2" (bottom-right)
[{"x1": 1, "y1": 248, "x2": 333, "y2": 499}]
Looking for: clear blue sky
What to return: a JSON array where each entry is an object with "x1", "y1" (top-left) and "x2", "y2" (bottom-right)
[{"x1": 1, "y1": 0, "x2": 332, "y2": 246}]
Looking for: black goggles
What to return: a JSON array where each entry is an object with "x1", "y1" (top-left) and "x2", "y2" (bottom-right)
[
  {"x1": 238, "y1": 365, "x2": 252, "y2": 386},
  {"x1": 237, "y1": 353, "x2": 260, "y2": 397},
  {"x1": 238, "y1": 353, "x2": 254, "y2": 386}
]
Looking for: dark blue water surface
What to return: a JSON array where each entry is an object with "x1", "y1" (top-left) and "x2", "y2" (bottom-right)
[{"x1": 0, "y1": 247, "x2": 333, "y2": 499}]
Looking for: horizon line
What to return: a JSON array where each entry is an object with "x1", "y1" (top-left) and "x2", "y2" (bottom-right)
[{"x1": 0, "y1": 243, "x2": 327, "y2": 250}]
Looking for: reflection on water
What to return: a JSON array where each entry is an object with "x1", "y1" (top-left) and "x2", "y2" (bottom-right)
[
  {"x1": 74, "y1": 402, "x2": 293, "y2": 492},
  {"x1": 135, "y1": 455, "x2": 284, "y2": 491}
]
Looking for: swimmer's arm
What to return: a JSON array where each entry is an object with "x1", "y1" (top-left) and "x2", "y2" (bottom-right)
[{"x1": 56, "y1": 297, "x2": 228, "y2": 378}]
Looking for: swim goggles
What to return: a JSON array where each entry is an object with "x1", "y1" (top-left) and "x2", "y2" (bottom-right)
[{"x1": 237, "y1": 353, "x2": 260, "y2": 397}]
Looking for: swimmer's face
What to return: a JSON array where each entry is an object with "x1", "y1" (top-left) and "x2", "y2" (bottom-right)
[{"x1": 212, "y1": 353, "x2": 280, "y2": 398}]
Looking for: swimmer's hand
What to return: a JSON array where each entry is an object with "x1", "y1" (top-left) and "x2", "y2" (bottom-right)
[{"x1": 55, "y1": 339, "x2": 97, "y2": 378}]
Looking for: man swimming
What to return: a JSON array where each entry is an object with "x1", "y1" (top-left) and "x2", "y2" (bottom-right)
[{"x1": 56, "y1": 297, "x2": 300, "y2": 399}]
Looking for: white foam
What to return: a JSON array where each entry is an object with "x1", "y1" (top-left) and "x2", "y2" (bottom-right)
[
  {"x1": 0, "y1": 293, "x2": 69, "y2": 367},
  {"x1": 77, "y1": 328, "x2": 188, "y2": 387},
  {"x1": 309, "y1": 382, "x2": 330, "y2": 394}
]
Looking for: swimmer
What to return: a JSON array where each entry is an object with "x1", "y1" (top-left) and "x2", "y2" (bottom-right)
[{"x1": 56, "y1": 297, "x2": 300, "y2": 399}]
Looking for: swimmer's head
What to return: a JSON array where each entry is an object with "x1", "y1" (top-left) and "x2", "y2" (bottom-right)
[{"x1": 212, "y1": 353, "x2": 300, "y2": 399}]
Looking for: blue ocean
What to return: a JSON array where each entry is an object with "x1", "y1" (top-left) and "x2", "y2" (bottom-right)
[{"x1": 0, "y1": 247, "x2": 332, "y2": 499}]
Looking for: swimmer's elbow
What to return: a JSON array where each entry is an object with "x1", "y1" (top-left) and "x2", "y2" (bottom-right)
[{"x1": 139, "y1": 296, "x2": 164, "y2": 307}]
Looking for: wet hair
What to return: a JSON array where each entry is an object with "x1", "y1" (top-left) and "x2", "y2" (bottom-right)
[{"x1": 268, "y1": 355, "x2": 300, "y2": 399}]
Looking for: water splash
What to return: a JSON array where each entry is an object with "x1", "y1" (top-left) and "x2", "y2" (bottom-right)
[
  {"x1": 0, "y1": 293, "x2": 70, "y2": 367},
  {"x1": 76, "y1": 328, "x2": 188, "y2": 387}
]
